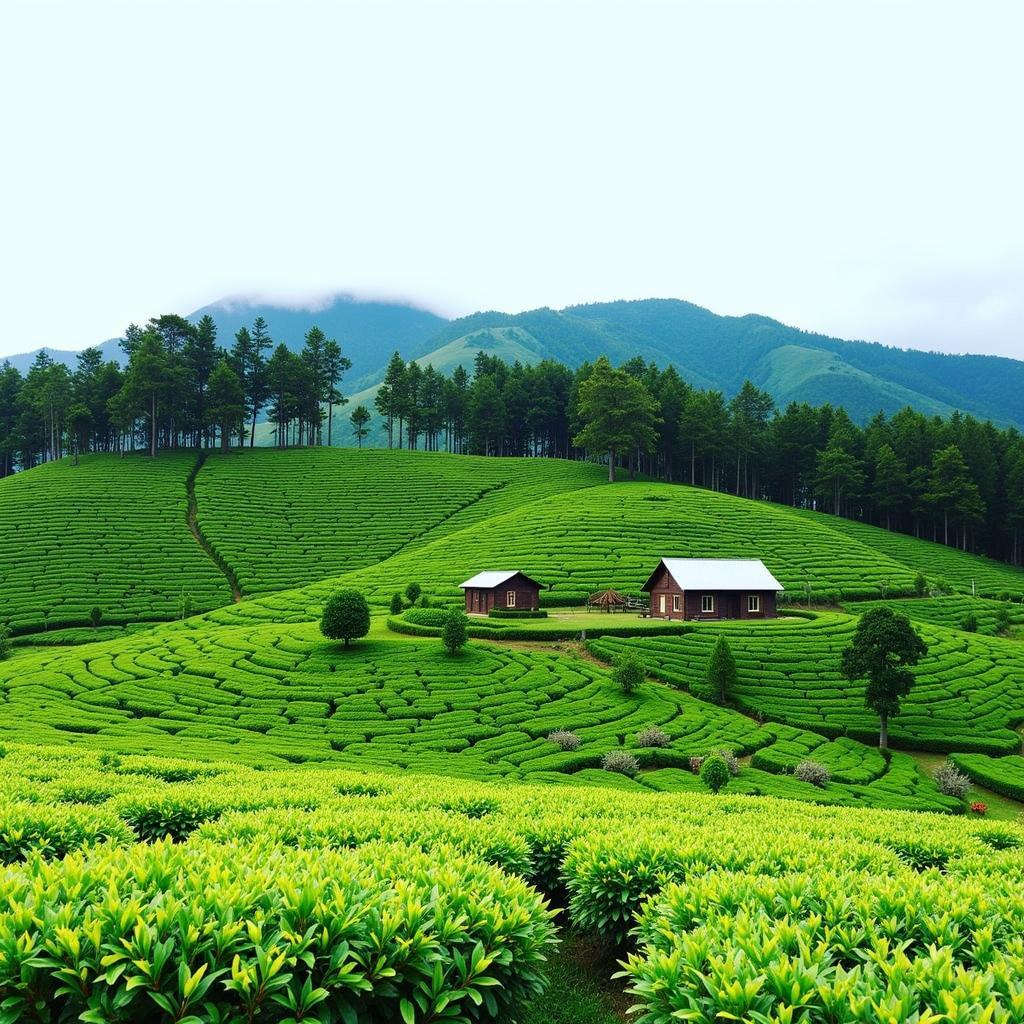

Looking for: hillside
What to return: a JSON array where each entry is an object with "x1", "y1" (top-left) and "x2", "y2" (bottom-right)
[
  {"x1": 5, "y1": 447, "x2": 1024, "y2": 1020},
  {"x1": 9, "y1": 295, "x2": 1024, "y2": 428},
  {"x1": 414, "y1": 300, "x2": 1024, "y2": 426}
]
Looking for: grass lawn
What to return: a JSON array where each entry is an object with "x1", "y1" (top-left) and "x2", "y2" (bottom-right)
[{"x1": 501, "y1": 608, "x2": 693, "y2": 633}]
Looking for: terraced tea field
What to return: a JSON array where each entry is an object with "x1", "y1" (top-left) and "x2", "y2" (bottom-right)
[
  {"x1": 0, "y1": 454, "x2": 231, "y2": 632},
  {"x1": 843, "y1": 594, "x2": 1024, "y2": 635},
  {"x1": 796, "y1": 507, "x2": 1024, "y2": 597},
  {"x1": 591, "y1": 612, "x2": 1024, "y2": 754},
  {"x1": 194, "y1": 449, "x2": 606, "y2": 595}
]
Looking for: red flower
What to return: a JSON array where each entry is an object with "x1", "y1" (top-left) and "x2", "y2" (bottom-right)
[{"x1": 970, "y1": 802, "x2": 987, "y2": 815}]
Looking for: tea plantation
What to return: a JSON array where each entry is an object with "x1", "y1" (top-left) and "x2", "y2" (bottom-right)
[
  {"x1": 0, "y1": 453, "x2": 231, "y2": 633},
  {"x1": 1, "y1": 743, "x2": 1023, "y2": 1022},
  {"x1": 5, "y1": 448, "x2": 1024, "y2": 1020}
]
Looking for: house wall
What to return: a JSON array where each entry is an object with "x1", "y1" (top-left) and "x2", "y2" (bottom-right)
[
  {"x1": 465, "y1": 577, "x2": 541, "y2": 614},
  {"x1": 645, "y1": 566, "x2": 777, "y2": 620}
]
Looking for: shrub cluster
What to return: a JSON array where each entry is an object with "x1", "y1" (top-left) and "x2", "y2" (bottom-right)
[
  {"x1": 602, "y1": 750, "x2": 640, "y2": 777},
  {"x1": 793, "y1": 759, "x2": 831, "y2": 788},
  {"x1": 547, "y1": 730, "x2": 582, "y2": 751},
  {"x1": 933, "y1": 759, "x2": 972, "y2": 799}
]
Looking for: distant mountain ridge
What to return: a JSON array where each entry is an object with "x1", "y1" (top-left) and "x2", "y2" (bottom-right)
[{"x1": 6, "y1": 295, "x2": 1023, "y2": 427}]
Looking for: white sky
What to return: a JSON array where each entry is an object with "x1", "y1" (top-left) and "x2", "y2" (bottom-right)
[{"x1": 2, "y1": 0, "x2": 1022, "y2": 358}]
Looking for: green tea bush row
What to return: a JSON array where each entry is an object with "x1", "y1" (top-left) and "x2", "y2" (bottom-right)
[
  {"x1": 0, "y1": 454, "x2": 231, "y2": 632},
  {"x1": 0, "y1": 835, "x2": 556, "y2": 1022},
  {"x1": 952, "y1": 754, "x2": 1024, "y2": 802}
]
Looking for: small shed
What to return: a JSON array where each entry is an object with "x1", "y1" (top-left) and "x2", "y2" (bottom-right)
[
  {"x1": 642, "y1": 558, "x2": 783, "y2": 621},
  {"x1": 459, "y1": 571, "x2": 543, "y2": 615}
]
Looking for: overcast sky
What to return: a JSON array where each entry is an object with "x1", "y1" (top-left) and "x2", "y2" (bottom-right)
[{"x1": 2, "y1": 0, "x2": 1022, "y2": 359}]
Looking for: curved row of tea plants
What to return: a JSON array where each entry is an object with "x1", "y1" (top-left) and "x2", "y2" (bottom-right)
[
  {"x1": 843, "y1": 594, "x2": 1024, "y2": 635},
  {"x1": 0, "y1": 453, "x2": 231, "y2": 633},
  {"x1": 590, "y1": 611, "x2": 1024, "y2": 755},
  {"x1": 194, "y1": 449, "x2": 606, "y2": 596}
]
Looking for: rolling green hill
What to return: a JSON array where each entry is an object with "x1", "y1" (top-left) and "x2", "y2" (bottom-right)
[{"x1": 4, "y1": 447, "x2": 1024, "y2": 1020}]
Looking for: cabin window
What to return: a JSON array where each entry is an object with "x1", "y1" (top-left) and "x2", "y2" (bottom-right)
[
  {"x1": 748, "y1": 595, "x2": 760, "y2": 613},
  {"x1": 672, "y1": 594, "x2": 681, "y2": 612},
  {"x1": 701, "y1": 594, "x2": 715, "y2": 614},
  {"x1": 506, "y1": 590, "x2": 516, "y2": 608}
]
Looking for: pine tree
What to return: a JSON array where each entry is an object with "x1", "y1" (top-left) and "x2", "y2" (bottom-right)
[{"x1": 350, "y1": 405, "x2": 371, "y2": 447}]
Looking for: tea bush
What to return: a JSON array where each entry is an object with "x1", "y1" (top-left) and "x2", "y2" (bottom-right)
[{"x1": 793, "y1": 758, "x2": 831, "y2": 787}]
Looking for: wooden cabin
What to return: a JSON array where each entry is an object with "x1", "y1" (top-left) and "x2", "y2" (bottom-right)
[
  {"x1": 641, "y1": 558, "x2": 783, "y2": 621},
  {"x1": 459, "y1": 571, "x2": 543, "y2": 615}
]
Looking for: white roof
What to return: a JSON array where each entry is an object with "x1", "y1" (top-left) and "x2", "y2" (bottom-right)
[
  {"x1": 656, "y1": 558, "x2": 784, "y2": 592},
  {"x1": 460, "y1": 570, "x2": 527, "y2": 589}
]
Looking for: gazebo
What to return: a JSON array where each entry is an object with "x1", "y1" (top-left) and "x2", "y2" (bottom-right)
[{"x1": 587, "y1": 588, "x2": 628, "y2": 613}]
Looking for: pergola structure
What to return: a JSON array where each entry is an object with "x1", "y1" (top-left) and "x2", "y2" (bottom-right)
[{"x1": 587, "y1": 588, "x2": 628, "y2": 612}]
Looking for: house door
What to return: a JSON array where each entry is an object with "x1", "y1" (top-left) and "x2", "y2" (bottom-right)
[{"x1": 659, "y1": 594, "x2": 666, "y2": 615}]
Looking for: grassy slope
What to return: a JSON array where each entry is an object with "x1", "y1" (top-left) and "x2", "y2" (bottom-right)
[{"x1": 0, "y1": 454, "x2": 231, "y2": 632}]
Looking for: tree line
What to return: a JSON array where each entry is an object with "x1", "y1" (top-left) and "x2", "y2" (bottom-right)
[{"x1": 2, "y1": 317, "x2": 1022, "y2": 565}]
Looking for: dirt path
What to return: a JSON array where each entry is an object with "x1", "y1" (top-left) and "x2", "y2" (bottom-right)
[{"x1": 186, "y1": 454, "x2": 242, "y2": 603}]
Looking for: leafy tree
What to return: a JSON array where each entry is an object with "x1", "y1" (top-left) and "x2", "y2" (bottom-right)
[
  {"x1": 700, "y1": 755, "x2": 731, "y2": 793},
  {"x1": 841, "y1": 607, "x2": 927, "y2": 749},
  {"x1": 612, "y1": 652, "x2": 645, "y2": 695},
  {"x1": 320, "y1": 590, "x2": 370, "y2": 647},
  {"x1": 814, "y1": 442, "x2": 865, "y2": 515},
  {"x1": 871, "y1": 444, "x2": 909, "y2": 530},
  {"x1": 693, "y1": 635, "x2": 736, "y2": 705},
  {"x1": 914, "y1": 573, "x2": 927, "y2": 597},
  {"x1": 441, "y1": 609, "x2": 469, "y2": 656},
  {"x1": 405, "y1": 583, "x2": 421, "y2": 606},
  {"x1": 323, "y1": 339, "x2": 351, "y2": 447},
  {"x1": 121, "y1": 331, "x2": 171, "y2": 457},
  {"x1": 924, "y1": 445, "x2": 985, "y2": 549},
  {"x1": 961, "y1": 613, "x2": 978, "y2": 633},
  {"x1": 89, "y1": 607, "x2": 103, "y2": 629},
  {"x1": 0, "y1": 623, "x2": 10, "y2": 660},
  {"x1": 573, "y1": 356, "x2": 660, "y2": 482},
  {"x1": 207, "y1": 361, "x2": 245, "y2": 453},
  {"x1": 389, "y1": 593, "x2": 403, "y2": 615},
  {"x1": 350, "y1": 405, "x2": 371, "y2": 448}
]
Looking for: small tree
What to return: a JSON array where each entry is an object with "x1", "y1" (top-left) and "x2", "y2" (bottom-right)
[
  {"x1": 442, "y1": 609, "x2": 468, "y2": 656},
  {"x1": 700, "y1": 755, "x2": 731, "y2": 793},
  {"x1": 961, "y1": 613, "x2": 978, "y2": 633},
  {"x1": 89, "y1": 606, "x2": 103, "y2": 629},
  {"x1": 0, "y1": 623, "x2": 10, "y2": 661},
  {"x1": 994, "y1": 605, "x2": 1012, "y2": 636},
  {"x1": 350, "y1": 405, "x2": 371, "y2": 448},
  {"x1": 841, "y1": 607, "x2": 927, "y2": 749},
  {"x1": 389, "y1": 593, "x2": 404, "y2": 615},
  {"x1": 405, "y1": 582, "x2": 421, "y2": 606},
  {"x1": 613, "y1": 652, "x2": 645, "y2": 695},
  {"x1": 914, "y1": 573, "x2": 927, "y2": 597},
  {"x1": 320, "y1": 589, "x2": 371, "y2": 647},
  {"x1": 693, "y1": 635, "x2": 736, "y2": 705}
]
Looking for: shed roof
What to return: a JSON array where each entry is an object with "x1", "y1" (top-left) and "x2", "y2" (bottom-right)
[
  {"x1": 459, "y1": 570, "x2": 542, "y2": 590},
  {"x1": 643, "y1": 558, "x2": 783, "y2": 592}
]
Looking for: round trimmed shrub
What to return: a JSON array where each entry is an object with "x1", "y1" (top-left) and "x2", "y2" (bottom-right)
[
  {"x1": 613, "y1": 652, "x2": 645, "y2": 695},
  {"x1": 320, "y1": 589, "x2": 371, "y2": 647},
  {"x1": 793, "y1": 759, "x2": 831, "y2": 788},
  {"x1": 711, "y1": 748, "x2": 740, "y2": 776},
  {"x1": 700, "y1": 755, "x2": 731, "y2": 793},
  {"x1": 933, "y1": 759, "x2": 971, "y2": 799},
  {"x1": 636, "y1": 726, "x2": 670, "y2": 748},
  {"x1": 602, "y1": 750, "x2": 640, "y2": 777},
  {"x1": 548, "y1": 730, "x2": 582, "y2": 751}
]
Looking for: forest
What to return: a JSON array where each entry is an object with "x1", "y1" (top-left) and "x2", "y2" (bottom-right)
[{"x1": 2, "y1": 312, "x2": 1022, "y2": 566}]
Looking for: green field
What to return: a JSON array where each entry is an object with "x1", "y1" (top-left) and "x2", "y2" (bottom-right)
[
  {"x1": 0, "y1": 454, "x2": 231, "y2": 632},
  {"x1": 4, "y1": 448, "x2": 1024, "y2": 1020}
]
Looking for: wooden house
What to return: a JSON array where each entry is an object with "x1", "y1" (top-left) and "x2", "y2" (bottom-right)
[
  {"x1": 459, "y1": 571, "x2": 543, "y2": 615},
  {"x1": 641, "y1": 558, "x2": 783, "y2": 620}
]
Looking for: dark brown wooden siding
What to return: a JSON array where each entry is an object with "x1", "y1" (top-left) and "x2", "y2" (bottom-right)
[
  {"x1": 644, "y1": 565, "x2": 777, "y2": 621},
  {"x1": 465, "y1": 574, "x2": 541, "y2": 614}
]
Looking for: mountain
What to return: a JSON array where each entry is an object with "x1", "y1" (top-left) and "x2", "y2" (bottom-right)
[
  {"x1": 7, "y1": 295, "x2": 1023, "y2": 427},
  {"x1": 412, "y1": 300, "x2": 1024, "y2": 426},
  {"x1": 3, "y1": 294, "x2": 446, "y2": 380}
]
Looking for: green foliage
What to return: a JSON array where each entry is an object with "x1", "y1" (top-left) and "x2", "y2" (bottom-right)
[
  {"x1": 442, "y1": 609, "x2": 469, "y2": 656},
  {"x1": 88, "y1": 606, "x2": 102, "y2": 628},
  {"x1": 319, "y1": 589, "x2": 370, "y2": 647},
  {"x1": 699, "y1": 755, "x2": 731, "y2": 793},
  {"x1": 489, "y1": 608, "x2": 548, "y2": 619},
  {"x1": 635, "y1": 726, "x2": 669, "y2": 748},
  {"x1": 952, "y1": 754, "x2": 1024, "y2": 802},
  {"x1": 0, "y1": 623, "x2": 9, "y2": 661},
  {"x1": 841, "y1": 607, "x2": 927, "y2": 747},
  {"x1": 613, "y1": 652, "x2": 645, "y2": 695},
  {"x1": 0, "y1": 836, "x2": 556, "y2": 1022},
  {"x1": 390, "y1": 592, "x2": 404, "y2": 615},
  {"x1": 962, "y1": 612, "x2": 979, "y2": 632},
  {"x1": 914, "y1": 571, "x2": 927, "y2": 596},
  {"x1": 405, "y1": 582, "x2": 422, "y2": 605},
  {"x1": 695, "y1": 634, "x2": 735, "y2": 705},
  {"x1": 547, "y1": 730, "x2": 581, "y2": 751}
]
